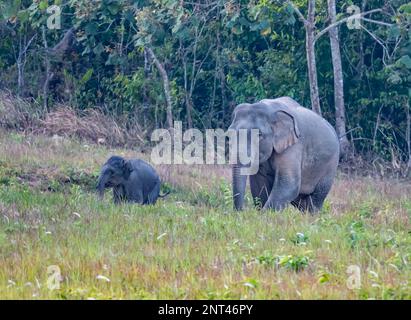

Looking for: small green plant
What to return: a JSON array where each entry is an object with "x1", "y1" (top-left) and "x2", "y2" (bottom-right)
[
  {"x1": 277, "y1": 254, "x2": 310, "y2": 272},
  {"x1": 161, "y1": 182, "x2": 173, "y2": 195},
  {"x1": 254, "y1": 251, "x2": 278, "y2": 266},
  {"x1": 348, "y1": 220, "x2": 366, "y2": 248},
  {"x1": 254, "y1": 252, "x2": 311, "y2": 272},
  {"x1": 243, "y1": 278, "x2": 259, "y2": 290},
  {"x1": 69, "y1": 184, "x2": 84, "y2": 205},
  {"x1": 48, "y1": 179, "x2": 63, "y2": 192},
  {"x1": 291, "y1": 232, "x2": 309, "y2": 245},
  {"x1": 317, "y1": 271, "x2": 331, "y2": 284},
  {"x1": 321, "y1": 200, "x2": 332, "y2": 214},
  {"x1": 357, "y1": 201, "x2": 375, "y2": 218},
  {"x1": 220, "y1": 179, "x2": 232, "y2": 209}
]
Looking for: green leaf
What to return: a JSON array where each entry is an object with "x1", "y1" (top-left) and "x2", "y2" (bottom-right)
[
  {"x1": 93, "y1": 43, "x2": 105, "y2": 55},
  {"x1": 16, "y1": 9, "x2": 29, "y2": 23},
  {"x1": 107, "y1": 4, "x2": 120, "y2": 15},
  {"x1": 318, "y1": 273, "x2": 330, "y2": 284},
  {"x1": 85, "y1": 22, "x2": 99, "y2": 36},
  {"x1": 399, "y1": 3, "x2": 411, "y2": 14},
  {"x1": 1, "y1": 0, "x2": 21, "y2": 20},
  {"x1": 243, "y1": 278, "x2": 258, "y2": 289},
  {"x1": 398, "y1": 55, "x2": 411, "y2": 69},
  {"x1": 39, "y1": 0, "x2": 48, "y2": 11},
  {"x1": 249, "y1": 5, "x2": 261, "y2": 21},
  {"x1": 80, "y1": 69, "x2": 93, "y2": 85},
  {"x1": 250, "y1": 20, "x2": 269, "y2": 32},
  {"x1": 388, "y1": 25, "x2": 401, "y2": 39},
  {"x1": 238, "y1": 17, "x2": 251, "y2": 27}
]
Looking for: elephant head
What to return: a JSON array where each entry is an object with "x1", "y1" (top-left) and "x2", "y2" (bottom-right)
[
  {"x1": 229, "y1": 101, "x2": 300, "y2": 210},
  {"x1": 96, "y1": 156, "x2": 132, "y2": 199}
]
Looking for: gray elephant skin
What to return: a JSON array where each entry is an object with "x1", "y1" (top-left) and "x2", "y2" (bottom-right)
[
  {"x1": 96, "y1": 156, "x2": 168, "y2": 205},
  {"x1": 229, "y1": 97, "x2": 340, "y2": 212}
]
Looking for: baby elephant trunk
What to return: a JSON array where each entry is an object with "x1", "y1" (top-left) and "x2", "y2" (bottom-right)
[{"x1": 96, "y1": 172, "x2": 110, "y2": 199}]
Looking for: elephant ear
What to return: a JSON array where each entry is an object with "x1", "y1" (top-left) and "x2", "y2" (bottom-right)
[
  {"x1": 271, "y1": 110, "x2": 300, "y2": 154},
  {"x1": 122, "y1": 160, "x2": 133, "y2": 180}
]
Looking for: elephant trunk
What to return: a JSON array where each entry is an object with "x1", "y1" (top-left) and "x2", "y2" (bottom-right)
[
  {"x1": 96, "y1": 172, "x2": 109, "y2": 199},
  {"x1": 232, "y1": 164, "x2": 247, "y2": 210}
]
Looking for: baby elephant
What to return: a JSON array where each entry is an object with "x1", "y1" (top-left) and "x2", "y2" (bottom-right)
[{"x1": 96, "y1": 156, "x2": 168, "y2": 205}]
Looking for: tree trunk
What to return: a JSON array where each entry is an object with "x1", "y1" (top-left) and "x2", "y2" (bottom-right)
[
  {"x1": 327, "y1": 0, "x2": 349, "y2": 156},
  {"x1": 217, "y1": 31, "x2": 227, "y2": 125},
  {"x1": 306, "y1": 0, "x2": 321, "y2": 115},
  {"x1": 16, "y1": 35, "x2": 25, "y2": 97},
  {"x1": 145, "y1": 47, "x2": 173, "y2": 130},
  {"x1": 16, "y1": 33, "x2": 36, "y2": 97},
  {"x1": 185, "y1": 96, "x2": 193, "y2": 128},
  {"x1": 358, "y1": 0, "x2": 368, "y2": 78},
  {"x1": 142, "y1": 48, "x2": 150, "y2": 126},
  {"x1": 42, "y1": 27, "x2": 53, "y2": 112},
  {"x1": 181, "y1": 46, "x2": 193, "y2": 129}
]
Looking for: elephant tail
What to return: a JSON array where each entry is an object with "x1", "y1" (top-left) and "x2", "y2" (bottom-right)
[
  {"x1": 147, "y1": 181, "x2": 170, "y2": 204},
  {"x1": 158, "y1": 190, "x2": 170, "y2": 198}
]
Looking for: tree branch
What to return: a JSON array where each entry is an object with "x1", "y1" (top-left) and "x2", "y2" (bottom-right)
[
  {"x1": 287, "y1": 1, "x2": 308, "y2": 25},
  {"x1": 17, "y1": 34, "x2": 37, "y2": 61},
  {"x1": 145, "y1": 47, "x2": 174, "y2": 129},
  {"x1": 314, "y1": 8, "x2": 383, "y2": 43},
  {"x1": 361, "y1": 17, "x2": 393, "y2": 27}
]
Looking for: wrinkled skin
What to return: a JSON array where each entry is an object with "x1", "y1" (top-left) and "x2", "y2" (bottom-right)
[
  {"x1": 229, "y1": 97, "x2": 340, "y2": 213},
  {"x1": 96, "y1": 156, "x2": 164, "y2": 205}
]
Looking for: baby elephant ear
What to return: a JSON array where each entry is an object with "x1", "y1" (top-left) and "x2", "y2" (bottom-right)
[
  {"x1": 123, "y1": 160, "x2": 133, "y2": 180},
  {"x1": 271, "y1": 110, "x2": 300, "y2": 154}
]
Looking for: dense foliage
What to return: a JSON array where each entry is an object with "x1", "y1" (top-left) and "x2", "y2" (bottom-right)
[{"x1": 0, "y1": 0, "x2": 410, "y2": 163}]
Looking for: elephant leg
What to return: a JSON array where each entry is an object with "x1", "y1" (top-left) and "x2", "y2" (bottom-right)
[
  {"x1": 263, "y1": 171, "x2": 301, "y2": 211},
  {"x1": 113, "y1": 186, "x2": 126, "y2": 204},
  {"x1": 132, "y1": 191, "x2": 144, "y2": 204},
  {"x1": 250, "y1": 173, "x2": 273, "y2": 209},
  {"x1": 128, "y1": 186, "x2": 144, "y2": 204},
  {"x1": 135, "y1": 190, "x2": 144, "y2": 204},
  {"x1": 308, "y1": 174, "x2": 335, "y2": 213},
  {"x1": 146, "y1": 181, "x2": 160, "y2": 205},
  {"x1": 263, "y1": 152, "x2": 301, "y2": 211}
]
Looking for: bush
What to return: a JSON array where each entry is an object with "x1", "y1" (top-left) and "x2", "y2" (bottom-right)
[
  {"x1": 0, "y1": 91, "x2": 41, "y2": 130},
  {"x1": 0, "y1": 91, "x2": 146, "y2": 148}
]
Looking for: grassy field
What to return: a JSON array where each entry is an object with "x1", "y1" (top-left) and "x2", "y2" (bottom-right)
[{"x1": 0, "y1": 129, "x2": 410, "y2": 299}]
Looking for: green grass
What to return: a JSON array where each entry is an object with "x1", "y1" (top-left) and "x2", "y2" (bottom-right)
[{"x1": 0, "y1": 130, "x2": 410, "y2": 299}]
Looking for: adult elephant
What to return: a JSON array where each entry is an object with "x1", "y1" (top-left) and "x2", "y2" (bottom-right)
[{"x1": 229, "y1": 97, "x2": 340, "y2": 213}]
